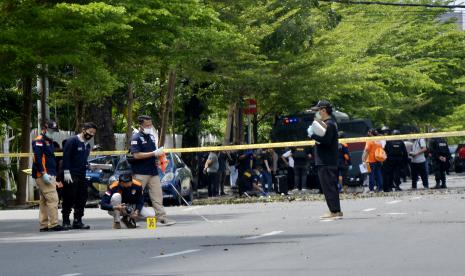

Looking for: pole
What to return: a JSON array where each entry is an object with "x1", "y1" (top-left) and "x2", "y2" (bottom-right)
[{"x1": 247, "y1": 114, "x2": 252, "y2": 144}]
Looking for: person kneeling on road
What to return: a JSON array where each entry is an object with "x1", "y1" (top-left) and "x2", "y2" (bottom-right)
[{"x1": 100, "y1": 174, "x2": 155, "y2": 229}]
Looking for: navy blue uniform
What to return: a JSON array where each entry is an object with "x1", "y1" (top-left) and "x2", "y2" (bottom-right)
[
  {"x1": 62, "y1": 135, "x2": 92, "y2": 221},
  {"x1": 32, "y1": 134, "x2": 57, "y2": 178},
  {"x1": 130, "y1": 132, "x2": 158, "y2": 176},
  {"x1": 63, "y1": 135, "x2": 91, "y2": 177},
  {"x1": 100, "y1": 180, "x2": 144, "y2": 212}
]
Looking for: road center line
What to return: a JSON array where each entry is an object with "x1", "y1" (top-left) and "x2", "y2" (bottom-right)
[
  {"x1": 60, "y1": 273, "x2": 82, "y2": 276},
  {"x1": 362, "y1": 208, "x2": 376, "y2": 212},
  {"x1": 151, "y1": 249, "x2": 201, "y2": 259},
  {"x1": 244, "y1": 231, "x2": 284, "y2": 240},
  {"x1": 386, "y1": 200, "x2": 402, "y2": 204}
]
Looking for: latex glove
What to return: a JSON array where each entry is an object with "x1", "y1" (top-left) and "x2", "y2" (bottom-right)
[
  {"x1": 42, "y1": 173, "x2": 52, "y2": 185},
  {"x1": 307, "y1": 125, "x2": 314, "y2": 138},
  {"x1": 348, "y1": 165, "x2": 353, "y2": 171},
  {"x1": 153, "y1": 146, "x2": 164, "y2": 157},
  {"x1": 64, "y1": 170, "x2": 73, "y2": 183}
]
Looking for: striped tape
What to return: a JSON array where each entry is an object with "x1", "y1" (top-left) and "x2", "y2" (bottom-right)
[{"x1": 1, "y1": 130, "x2": 464, "y2": 158}]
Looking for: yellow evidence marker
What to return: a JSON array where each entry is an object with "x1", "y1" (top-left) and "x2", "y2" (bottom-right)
[{"x1": 147, "y1": 217, "x2": 157, "y2": 230}]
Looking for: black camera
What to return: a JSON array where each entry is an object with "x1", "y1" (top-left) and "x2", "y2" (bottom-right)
[{"x1": 125, "y1": 206, "x2": 134, "y2": 215}]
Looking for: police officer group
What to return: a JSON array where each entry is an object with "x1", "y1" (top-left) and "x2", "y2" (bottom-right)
[{"x1": 32, "y1": 115, "x2": 174, "y2": 232}]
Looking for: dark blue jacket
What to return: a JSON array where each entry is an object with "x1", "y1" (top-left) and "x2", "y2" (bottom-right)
[
  {"x1": 63, "y1": 135, "x2": 91, "y2": 177},
  {"x1": 129, "y1": 131, "x2": 158, "y2": 176},
  {"x1": 32, "y1": 134, "x2": 57, "y2": 178},
  {"x1": 100, "y1": 180, "x2": 144, "y2": 212}
]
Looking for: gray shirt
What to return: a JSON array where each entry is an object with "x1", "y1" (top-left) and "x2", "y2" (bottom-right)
[{"x1": 206, "y1": 152, "x2": 219, "y2": 173}]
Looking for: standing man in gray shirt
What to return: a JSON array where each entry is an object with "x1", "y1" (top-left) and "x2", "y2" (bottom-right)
[{"x1": 204, "y1": 151, "x2": 219, "y2": 197}]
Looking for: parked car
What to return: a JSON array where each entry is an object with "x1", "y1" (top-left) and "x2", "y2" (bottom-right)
[{"x1": 86, "y1": 153, "x2": 194, "y2": 206}]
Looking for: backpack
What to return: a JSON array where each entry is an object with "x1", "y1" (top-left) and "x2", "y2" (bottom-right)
[
  {"x1": 389, "y1": 141, "x2": 404, "y2": 158},
  {"x1": 374, "y1": 147, "x2": 387, "y2": 162},
  {"x1": 436, "y1": 140, "x2": 449, "y2": 155}
]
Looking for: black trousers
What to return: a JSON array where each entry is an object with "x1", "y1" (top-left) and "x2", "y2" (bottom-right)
[
  {"x1": 384, "y1": 161, "x2": 403, "y2": 191},
  {"x1": 411, "y1": 162, "x2": 429, "y2": 188},
  {"x1": 218, "y1": 170, "x2": 226, "y2": 194},
  {"x1": 286, "y1": 167, "x2": 295, "y2": 190},
  {"x1": 62, "y1": 175, "x2": 88, "y2": 220},
  {"x1": 317, "y1": 166, "x2": 341, "y2": 213},
  {"x1": 433, "y1": 160, "x2": 448, "y2": 187},
  {"x1": 207, "y1": 172, "x2": 219, "y2": 197},
  {"x1": 294, "y1": 166, "x2": 307, "y2": 190}
]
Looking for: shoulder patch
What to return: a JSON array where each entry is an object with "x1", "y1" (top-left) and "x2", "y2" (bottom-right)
[{"x1": 131, "y1": 140, "x2": 138, "y2": 145}]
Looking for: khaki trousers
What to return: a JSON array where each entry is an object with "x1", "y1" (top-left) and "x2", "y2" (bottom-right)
[
  {"x1": 134, "y1": 174, "x2": 166, "y2": 219},
  {"x1": 35, "y1": 176, "x2": 59, "y2": 228}
]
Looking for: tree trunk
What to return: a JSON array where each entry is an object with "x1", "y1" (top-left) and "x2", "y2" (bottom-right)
[
  {"x1": 224, "y1": 104, "x2": 235, "y2": 145},
  {"x1": 74, "y1": 97, "x2": 84, "y2": 133},
  {"x1": 17, "y1": 76, "x2": 33, "y2": 205},
  {"x1": 125, "y1": 83, "x2": 134, "y2": 148},
  {"x1": 86, "y1": 97, "x2": 115, "y2": 151},
  {"x1": 39, "y1": 73, "x2": 46, "y2": 127},
  {"x1": 234, "y1": 101, "x2": 243, "y2": 144},
  {"x1": 159, "y1": 70, "x2": 176, "y2": 147}
]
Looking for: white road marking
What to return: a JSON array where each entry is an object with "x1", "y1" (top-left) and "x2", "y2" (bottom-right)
[
  {"x1": 244, "y1": 231, "x2": 284, "y2": 240},
  {"x1": 151, "y1": 249, "x2": 201, "y2": 259},
  {"x1": 386, "y1": 200, "x2": 402, "y2": 204},
  {"x1": 183, "y1": 206, "x2": 204, "y2": 212},
  {"x1": 385, "y1": 212, "x2": 407, "y2": 215},
  {"x1": 60, "y1": 273, "x2": 82, "y2": 276},
  {"x1": 411, "y1": 196, "x2": 422, "y2": 200},
  {"x1": 362, "y1": 208, "x2": 376, "y2": 212}
]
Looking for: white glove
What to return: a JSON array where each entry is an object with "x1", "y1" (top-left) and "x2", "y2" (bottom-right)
[
  {"x1": 348, "y1": 165, "x2": 353, "y2": 171},
  {"x1": 307, "y1": 125, "x2": 314, "y2": 138},
  {"x1": 153, "y1": 147, "x2": 164, "y2": 157},
  {"x1": 42, "y1": 173, "x2": 52, "y2": 185},
  {"x1": 64, "y1": 170, "x2": 73, "y2": 183}
]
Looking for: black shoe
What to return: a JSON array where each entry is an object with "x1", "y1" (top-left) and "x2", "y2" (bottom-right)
[
  {"x1": 72, "y1": 219, "x2": 90, "y2": 230},
  {"x1": 121, "y1": 216, "x2": 136, "y2": 228},
  {"x1": 49, "y1": 225, "x2": 67, "y2": 231},
  {"x1": 431, "y1": 185, "x2": 441, "y2": 189},
  {"x1": 440, "y1": 185, "x2": 447, "y2": 189},
  {"x1": 39, "y1": 228, "x2": 49, "y2": 232},
  {"x1": 395, "y1": 187, "x2": 402, "y2": 191},
  {"x1": 62, "y1": 217, "x2": 72, "y2": 230}
]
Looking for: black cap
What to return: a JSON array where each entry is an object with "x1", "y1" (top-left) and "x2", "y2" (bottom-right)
[
  {"x1": 45, "y1": 120, "x2": 59, "y2": 131},
  {"x1": 119, "y1": 173, "x2": 133, "y2": 183},
  {"x1": 310, "y1": 100, "x2": 332, "y2": 111}
]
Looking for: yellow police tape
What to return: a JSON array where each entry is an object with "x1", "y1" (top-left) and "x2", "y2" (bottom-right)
[{"x1": 2, "y1": 130, "x2": 465, "y2": 158}]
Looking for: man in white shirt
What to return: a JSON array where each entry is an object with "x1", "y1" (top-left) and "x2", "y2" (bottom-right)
[{"x1": 409, "y1": 138, "x2": 429, "y2": 189}]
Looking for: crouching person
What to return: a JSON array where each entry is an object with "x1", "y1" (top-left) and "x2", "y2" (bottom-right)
[{"x1": 100, "y1": 174, "x2": 155, "y2": 229}]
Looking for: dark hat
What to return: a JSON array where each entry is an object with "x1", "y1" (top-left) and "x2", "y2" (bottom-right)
[
  {"x1": 310, "y1": 100, "x2": 333, "y2": 111},
  {"x1": 45, "y1": 120, "x2": 59, "y2": 131},
  {"x1": 119, "y1": 173, "x2": 133, "y2": 183}
]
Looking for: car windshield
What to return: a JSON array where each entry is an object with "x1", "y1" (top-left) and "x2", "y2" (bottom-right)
[{"x1": 117, "y1": 159, "x2": 132, "y2": 171}]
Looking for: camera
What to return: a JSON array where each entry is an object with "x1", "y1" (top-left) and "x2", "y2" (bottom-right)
[{"x1": 125, "y1": 206, "x2": 134, "y2": 215}]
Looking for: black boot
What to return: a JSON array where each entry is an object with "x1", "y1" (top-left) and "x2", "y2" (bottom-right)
[
  {"x1": 72, "y1": 218, "x2": 90, "y2": 230},
  {"x1": 62, "y1": 216, "x2": 72, "y2": 230}
]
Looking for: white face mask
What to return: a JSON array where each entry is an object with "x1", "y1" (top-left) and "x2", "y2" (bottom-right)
[
  {"x1": 315, "y1": 111, "x2": 322, "y2": 120},
  {"x1": 143, "y1": 127, "x2": 155, "y2": 136}
]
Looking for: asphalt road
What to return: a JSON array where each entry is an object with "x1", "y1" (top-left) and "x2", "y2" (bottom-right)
[{"x1": 1, "y1": 174, "x2": 465, "y2": 276}]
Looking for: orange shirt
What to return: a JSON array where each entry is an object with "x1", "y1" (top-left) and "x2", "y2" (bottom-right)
[{"x1": 365, "y1": 141, "x2": 383, "y2": 163}]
